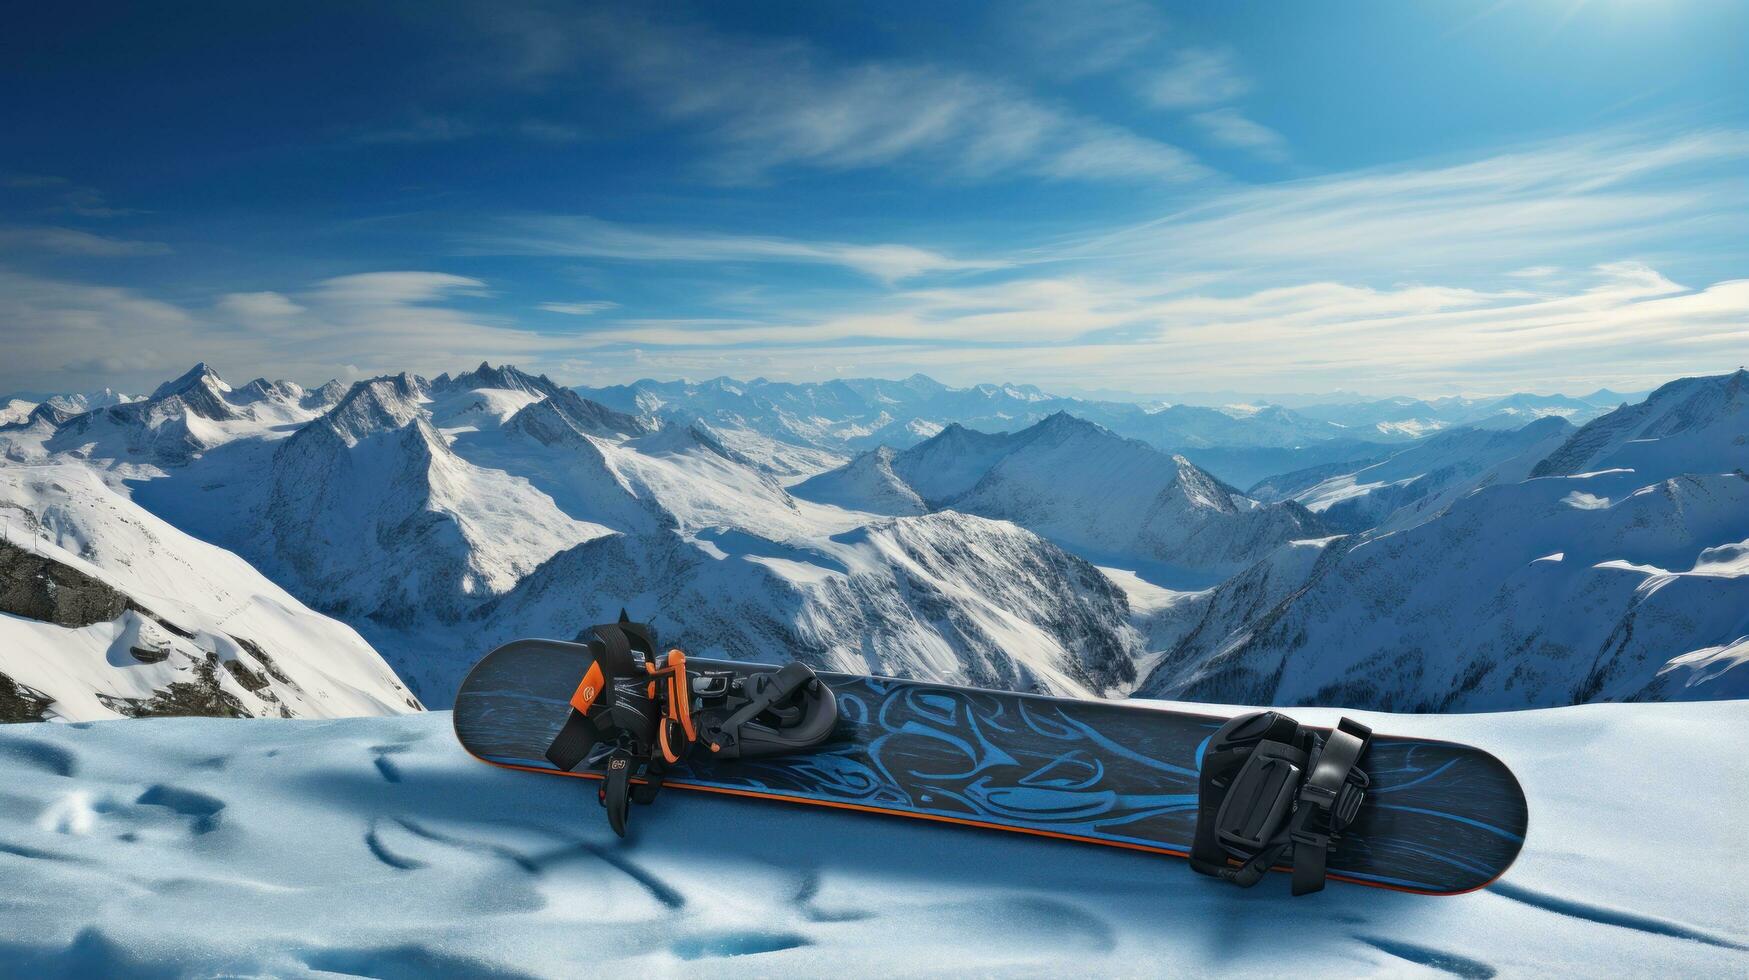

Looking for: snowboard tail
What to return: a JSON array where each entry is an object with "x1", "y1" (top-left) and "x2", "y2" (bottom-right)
[{"x1": 454, "y1": 639, "x2": 1526, "y2": 895}]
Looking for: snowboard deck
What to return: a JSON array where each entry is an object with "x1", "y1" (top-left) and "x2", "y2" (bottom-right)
[{"x1": 453, "y1": 639, "x2": 1527, "y2": 895}]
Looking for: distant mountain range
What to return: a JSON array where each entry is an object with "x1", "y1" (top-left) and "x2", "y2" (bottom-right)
[
  {"x1": 2, "y1": 361, "x2": 1739, "y2": 721},
  {"x1": 577, "y1": 374, "x2": 1632, "y2": 487}
]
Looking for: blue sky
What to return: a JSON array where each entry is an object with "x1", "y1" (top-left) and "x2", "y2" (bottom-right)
[{"x1": 2, "y1": 0, "x2": 1745, "y2": 399}]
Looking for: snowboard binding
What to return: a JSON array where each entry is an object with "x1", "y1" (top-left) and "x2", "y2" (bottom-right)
[
  {"x1": 1190, "y1": 711, "x2": 1372, "y2": 895},
  {"x1": 543, "y1": 613, "x2": 837, "y2": 836}
]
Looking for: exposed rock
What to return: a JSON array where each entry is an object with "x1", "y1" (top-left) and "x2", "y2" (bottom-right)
[
  {"x1": 0, "y1": 672, "x2": 54, "y2": 723},
  {"x1": 0, "y1": 540, "x2": 130, "y2": 627}
]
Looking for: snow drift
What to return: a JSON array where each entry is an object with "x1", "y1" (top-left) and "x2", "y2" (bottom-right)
[{"x1": 0, "y1": 701, "x2": 1741, "y2": 976}]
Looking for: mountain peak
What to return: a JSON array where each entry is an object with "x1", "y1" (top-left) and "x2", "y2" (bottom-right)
[
  {"x1": 150, "y1": 362, "x2": 226, "y2": 401},
  {"x1": 435, "y1": 362, "x2": 561, "y2": 398}
]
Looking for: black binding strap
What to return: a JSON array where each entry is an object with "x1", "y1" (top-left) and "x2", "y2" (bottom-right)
[
  {"x1": 544, "y1": 621, "x2": 643, "y2": 771},
  {"x1": 545, "y1": 709, "x2": 599, "y2": 772},
  {"x1": 601, "y1": 749, "x2": 633, "y2": 837},
  {"x1": 1191, "y1": 711, "x2": 1372, "y2": 896},
  {"x1": 1289, "y1": 717, "x2": 1372, "y2": 895}
]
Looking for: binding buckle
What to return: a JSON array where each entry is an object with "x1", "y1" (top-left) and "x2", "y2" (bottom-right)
[{"x1": 1212, "y1": 740, "x2": 1303, "y2": 854}]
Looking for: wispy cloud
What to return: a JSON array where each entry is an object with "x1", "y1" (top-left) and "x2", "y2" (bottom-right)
[
  {"x1": 3, "y1": 175, "x2": 146, "y2": 218},
  {"x1": 472, "y1": 215, "x2": 1006, "y2": 283},
  {"x1": 549, "y1": 263, "x2": 1749, "y2": 395},
  {"x1": 1002, "y1": 0, "x2": 1166, "y2": 79},
  {"x1": 1190, "y1": 108, "x2": 1288, "y2": 163},
  {"x1": 539, "y1": 301, "x2": 617, "y2": 316},
  {"x1": 0, "y1": 225, "x2": 171, "y2": 256},
  {"x1": 489, "y1": 9, "x2": 1207, "y2": 185},
  {"x1": 1072, "y1": 127, "x2": 1749, "y2": 280},
  {"x1": 1142, "y1": 48, "x2": 1251, "y2": 109}
]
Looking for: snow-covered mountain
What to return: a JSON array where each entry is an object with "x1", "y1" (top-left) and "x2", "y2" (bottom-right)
[
  {"x1": 7, "y1": 361, "x2": 1740, "y2": 718},
  {"x1": 797, "y1": 412, "x2": 1327, "y2": 577},
  {"x1": 1281, "y1": 417, "x2": 1577, "y2": 533},
  {"x1": 6, "y1": 363, "x2": 1149, "y2": 706},
  {"x1": 1530, "y1": 369, "x2": 1747, "y2": 478},
  {"x1": 253, "y1": 373, "x2": 611, "y2": 625},
  {"x1": 0, "y1": 461, "x2": 418, "y2": 722},
  {"x1": 789, "y1": 445, "x2": 928, "y2": 516},
  {"x1": 571, "y1": 374, "x2": 1653, "y2": 492},
  {"x1": 1139, "y1": 370, "x2": 1749, "y2": 710}
]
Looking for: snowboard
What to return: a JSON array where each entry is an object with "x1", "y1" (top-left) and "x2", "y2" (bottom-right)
[{"x1": 453, "y1": 639, "x2": 1527, "y2": 895}]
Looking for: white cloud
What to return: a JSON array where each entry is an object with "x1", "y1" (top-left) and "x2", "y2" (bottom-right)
[
  {"x1": 0, "y1": 269, "x2": 555, "y2": 395},
  {"x1": 0, "y1": 226, "x2": 171, "y2": 257},
  {"x1": 217, "y1": 291, "x2": 305, "y2": 322},
  {"x1": 475, "y1": 215, "x2": 1006, "y2": 283},
  {"x1": 539, "y1": 301, "x2": 617, "y2": 316},
  {"x1": 512, "y1": 10, "x2": 1204, "y2": 185},
  {"x1": 548, "y1": 264, "x2": 1749, "y2": 395},
  {"x1": 1190, "y1": 108, "x2": 1288, "y2": 163},
  {"x1": 312, "y1": 271, "x2": 489, "y2": 306},
  {"x1": 1040, "y1": 126, "x2": 1207, "y2": 181},
  {"x1": 1003, "y1": 0, "x2": 1166, "y2": 78},
  {"x1": 1073, "y1": 127, "x2": 1749, "y2": 281},
  {"x1": 1143, "y1": 48, "x2": 1251, "y2": 109}
]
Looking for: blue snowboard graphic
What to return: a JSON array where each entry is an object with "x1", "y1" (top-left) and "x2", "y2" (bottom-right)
[{"x1": 454, "y1": 639, "x2": 1526, "y2": 894}]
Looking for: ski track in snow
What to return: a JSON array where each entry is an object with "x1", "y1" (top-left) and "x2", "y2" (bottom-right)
[{"x1": 0, "y1": 702, "x2": 1744, "y2": 977}]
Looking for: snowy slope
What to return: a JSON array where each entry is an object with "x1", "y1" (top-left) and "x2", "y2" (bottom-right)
[
  {"x1": 1143, "y1": 471, "x2": 1749, "y2": 708},
  {"x1": 1531, "y1": 368, "x2": 1748, "y2": 478},
  {"x1": 1292, "y1": 418, "x2": 1575, "y2": 533},
  {"x1": 0, "y1": 701, "x2": 1742, "y2": 976},
  {"x1": 0, "y1": 461, "x2": 418, "y2": 721},
  {"x1": 787, "y1": 446, "x2": 926, "y2": 515}
]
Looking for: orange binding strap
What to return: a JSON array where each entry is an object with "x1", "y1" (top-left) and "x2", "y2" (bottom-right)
[
  {"x1": 569, "y1": 661, "x2": 606, "y2": 715},
  {"x1": 645, "y1": 648, "x2": 695, "y2": 763}
]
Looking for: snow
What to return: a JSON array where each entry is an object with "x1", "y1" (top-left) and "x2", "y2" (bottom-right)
[
  {"x1": 0, "y1": 398, "x2": 36, "y2": 426},
  {"x1": 1563, "y1": 490, "x2": 1611, "y2": 510},
  {"x1": 0, "y1": 461, "x2": 418, "y2": 720},
  {"x1": 1659, "y1": 637, "x2": 1749, "y2": 689},
  {"x1": 0, "y1": 701, "x2": 1742, "y2": 976}
]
